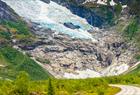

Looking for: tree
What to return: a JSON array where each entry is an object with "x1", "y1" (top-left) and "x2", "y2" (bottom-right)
[
  {"x1": 125, "y1": 19, "x2": 138, "y2": 40},
  {"x1": 48, "y1": 78, "x2": 55, "y2": 95}
]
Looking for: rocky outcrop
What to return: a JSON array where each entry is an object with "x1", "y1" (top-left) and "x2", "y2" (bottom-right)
[
  {"x1": 0, "y1": 0, "x2": 19, "y2": 21},
  {"x1": 64, "y1": 22, "x2": 80, "y2": 29},
  {"x1": 41, "y1": 0, "x2": 50, "y2": 3}
]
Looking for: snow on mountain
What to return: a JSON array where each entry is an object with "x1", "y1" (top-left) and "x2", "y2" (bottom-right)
[
  {"x1": 83, "y1": 0, "x2": 116, "y2": 6},
  {"x1": 64, "y1": 69, "x2": 101, "y2": 79},
  {"x1": 2, "y1": 0, "x2": 97, "y2": 42},
  {"x1": 109, "y1": 0, "x2": 116, "y2": 6},
  {"x1": 83, "y1": 0, "x2": 107, "y2": 5}
]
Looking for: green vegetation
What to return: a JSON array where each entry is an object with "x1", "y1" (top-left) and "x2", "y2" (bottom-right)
[
  {"x1": 104, "y1": 68, "x2": 140, "y2": 85},
  {"x1": 0, "y1": 46, "x2": 50, "y2": 80},
  {"x1": 0, "y1": 19, "x2": 35, "y2": 47},
  {"x1": 115, "y1": 16, "x2": 140, "y2": 59},
  {"x1": 114, "y1": 3, "x2": 122, "y2": 18},
  {"x1": 0, "y1": 20, "x2": 31, "y2": 36},
  {"x1": 13, "y1": 71, "x2": 30, "y2": 95},
  {"x1": 0, "y1": 19, "x2": 49, "y2": 80},
  {"x1": 0, "y1": 72, "x2": 120, "y2": 95},
  {"x1": 48, "y1": 78, "x2": 55, "y2": 95},
  {"x1": 0, "y1": 31, "x2": 11, "y2": 40},
  {"x1": 124, "y1": 19, "x2": 139, "y2": 40},
  {"x1": 124, "y1": 18, "x2": 140, "y2": 59},
  {"x1": 103, "y1": 53, "x2": 140, "y2": 85}
]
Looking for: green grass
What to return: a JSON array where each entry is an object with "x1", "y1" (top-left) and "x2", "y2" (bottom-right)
[
  {"x1": 127, "y1": 64, "x2": 140, "y2": 75},
  {"x1": 104, "y1": 63, "x2": 140, "y2": 85},
  {"x1": 0, "y1": 72, "x2": 120, "y2": 95},
  {"x1": 0, "y1": 46, "x2": 50, "y2": 80},
  {"x1": 0, "y1": 19, "x2": 47, "y2": 80},
  {"x1": 0, "y1": 52, "x2": 7, "y2": 66},
  {"x1": 28, "y1": 79, "x2": 120, "y2": 95}
]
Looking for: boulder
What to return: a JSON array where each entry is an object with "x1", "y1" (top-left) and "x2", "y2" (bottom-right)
[
  {"x1": 95, "y1": 52, "x2": 103, "y2": 61},
  {"x1": 64, "y1": 22, "x2": 80, "y2": 29},
  {"x1": 41, "y1": 0, "x2": 50, "y2": 3},
  {"x1": 105, "y1": 54, "x2": 113, "y2": 66}
]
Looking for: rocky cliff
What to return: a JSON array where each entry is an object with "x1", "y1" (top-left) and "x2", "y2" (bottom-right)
[{"x1": 0, "y1": 0, "x2": 19, "y2": 21}]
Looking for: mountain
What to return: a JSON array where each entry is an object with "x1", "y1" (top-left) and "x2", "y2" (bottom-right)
[
  {"x1": 1, "y1": 0, "x2": 138, "y2": 79},
  {"x1": 0, "y1": 0, "x2": 140, "y2": 95}
]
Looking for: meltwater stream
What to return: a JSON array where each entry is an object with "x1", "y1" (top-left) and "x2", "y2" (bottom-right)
[{"x1": 2, "y1": 0, "x2": 97, "y2": 41}]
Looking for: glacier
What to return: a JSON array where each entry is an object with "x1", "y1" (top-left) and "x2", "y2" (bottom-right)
[{"x1": 2, "y1": 0, "x2": 97, "y2": 41}]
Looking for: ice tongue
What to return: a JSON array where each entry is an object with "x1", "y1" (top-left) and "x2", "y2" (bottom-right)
[{"x1": 2, "y1": 0, "x2": 97, "y2": 42}]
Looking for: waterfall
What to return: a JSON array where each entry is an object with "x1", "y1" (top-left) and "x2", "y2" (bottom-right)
[{"x1": 2, "y1": 0, "x2": 97, "y2": 41}]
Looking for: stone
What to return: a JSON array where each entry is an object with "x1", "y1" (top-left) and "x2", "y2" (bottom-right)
[
  {"x1": 96, "y1": 52, "x2": 103, "y2": 61},
  {"x1": 41, "y1": 0, "x2": 50, "y2": 3},
  {"x1": 64, "y1": 22, "x2": 80, "y2": 29}
]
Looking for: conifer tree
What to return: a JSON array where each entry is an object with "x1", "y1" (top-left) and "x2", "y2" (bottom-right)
[{"x1": 48, "y1": 78, "x2": 55, "y2": 95}]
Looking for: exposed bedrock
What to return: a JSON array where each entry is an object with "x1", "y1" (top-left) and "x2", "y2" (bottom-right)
[
  {"x1": 28, "y1": 27, "x2": 137, "y2": 78},
  {"x1": 0, "y1": 0, "x2": 19, "y2": 21}
]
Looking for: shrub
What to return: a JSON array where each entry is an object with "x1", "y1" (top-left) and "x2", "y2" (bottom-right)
[
  {"x1": 124, "y1": 19, "x2": 138, "y2": 40},
  {"x1": 13, "y1": 71, "x2": 30, "y2": 95}
]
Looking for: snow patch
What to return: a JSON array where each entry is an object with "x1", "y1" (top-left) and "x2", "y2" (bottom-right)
[
  {"x1": 110, "y1": 0, "x2": 116, "y2": 6},
  {"x1": 64, "y1": 69, "x2": 101, "y2": 79},
  {"x1": 84, "y1": 0, "x2": 117, "y2": 6},
  {"x1": 122, "y1": 5, "x2": 127, "y2": 8},
  {"x1": 101, "y1": 64, "x2": 129, "y2": 76},
  {"x1": 97, "y1": 0, "x2": 107, "y2": 5},
  {"x1": 83, "y1": 0, "x2": 107, "y2": 5}
]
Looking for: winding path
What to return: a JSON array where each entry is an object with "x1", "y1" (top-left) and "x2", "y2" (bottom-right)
[{"x1": 110, "y1": 84, "x2": 140, "y2": 95}]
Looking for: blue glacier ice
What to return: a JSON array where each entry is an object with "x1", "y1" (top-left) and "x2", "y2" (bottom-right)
[{"x1": 2, "y1": 0, "x2": 97, "y2": 41}]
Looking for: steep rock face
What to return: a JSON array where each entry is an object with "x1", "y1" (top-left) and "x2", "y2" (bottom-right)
[
  {"x1": 0, "y1": 0, "x2": 19, "y2": 21},
  {"x1": 42, "y1": 0, "x2": 114, "y2": 27},
  {"x1": 41, "y1": 0, "x2": 50, "y2": 3}
]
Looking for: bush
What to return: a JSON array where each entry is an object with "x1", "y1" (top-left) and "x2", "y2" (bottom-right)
[
  {"x1": 124, "y1": 19, "x2": 138, "y2": 40},
  {"x1": 114, "y1": 3, "x2": 122, "y2": 17},
  {"x1": 13, "y1": 71, "x2": 30, "y2": 95},
  {"x1": 0, "y1": 31, "x2": 12, "y2": 40}
]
